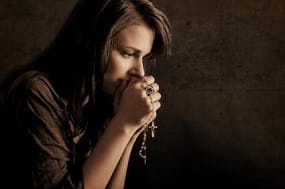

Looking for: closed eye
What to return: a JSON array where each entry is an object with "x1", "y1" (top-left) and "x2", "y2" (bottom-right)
[{"x1": 121, "y1": 52, "x2": 135, "y2": 58}]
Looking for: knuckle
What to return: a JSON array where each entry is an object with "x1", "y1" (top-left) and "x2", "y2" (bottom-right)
[
  {"x1": 157, "y1": 93, "x2": 162, "y2": 99},
  {"x1": 153, "y1": 111, "x2": 157, "y2": 119},
  {"x1": 150, "y1": 76, "x2": 155, "y2": 82},
  {"x1": 158, "y1": 101, "x2": 161, "y2": 109},
  {"x1": 154, "y1": 83, "x2": 159, "y2": 90}
]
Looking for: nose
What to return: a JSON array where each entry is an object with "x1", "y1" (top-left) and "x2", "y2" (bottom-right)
[{"x1": 129, "y1": 58, "x2": 145, "y2": 77}]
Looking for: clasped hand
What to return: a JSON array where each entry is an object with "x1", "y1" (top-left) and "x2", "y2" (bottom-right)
[{"x1": 113, "y1": 76, "x2": 161, "y2": 133}]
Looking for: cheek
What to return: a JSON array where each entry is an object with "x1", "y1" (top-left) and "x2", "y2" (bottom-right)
[
  {"x1": 102, "y1": 66, "x2": 118, "y2": 95},
  {"x1": 102, "y1": 53, "x2": 129, "y2": 94},
  {"x1": 105, "y1": 57, "x2": 126, "y2": 81}
]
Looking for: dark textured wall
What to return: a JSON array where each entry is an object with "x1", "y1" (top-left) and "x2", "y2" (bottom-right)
[
  {"x1": 1, "y1": 0, "x2": 285, "y2": 188},
  {"x1": 150, "y1": 0, "x2": 285, "y2": 188}
]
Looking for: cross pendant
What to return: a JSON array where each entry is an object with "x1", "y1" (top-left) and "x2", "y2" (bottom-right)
[{"x1": 148, "y1": 121, "x2": 158, "y2": 138}]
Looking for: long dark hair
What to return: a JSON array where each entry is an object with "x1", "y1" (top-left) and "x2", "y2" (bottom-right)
[{"x1": 3, "y1": 0, "x2": 172, "y2": 130}]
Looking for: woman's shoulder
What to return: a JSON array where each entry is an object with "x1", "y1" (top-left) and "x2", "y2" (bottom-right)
[
  {"x1": 9, "y1": 70, "x2": 50, "y2": 94},
  {"x1": 8, "y1": 70, "x2": 63, "y2": 106}
]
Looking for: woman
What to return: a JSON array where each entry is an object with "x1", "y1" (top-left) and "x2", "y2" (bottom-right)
[{"x1": 4, "y1": 0, "x2": 171, "y2": 188}]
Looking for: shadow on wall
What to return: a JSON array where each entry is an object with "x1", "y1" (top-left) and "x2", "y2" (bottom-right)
[{"x1": 127, "y1": 119, "x2": 285, "y2": 189}]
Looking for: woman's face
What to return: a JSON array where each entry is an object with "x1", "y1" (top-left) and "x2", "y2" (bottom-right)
[{"x1": 102, "y1": 22, "x2": 155, "y2": 96}]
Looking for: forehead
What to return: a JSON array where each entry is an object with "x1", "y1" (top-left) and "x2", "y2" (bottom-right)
[{"x1": 114, "y1": 23, "x2": 155, "y2": 52}]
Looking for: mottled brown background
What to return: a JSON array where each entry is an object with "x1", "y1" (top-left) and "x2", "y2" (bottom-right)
[{"x1": 0, "y1": 0, "x2": 285, "y2": 188}]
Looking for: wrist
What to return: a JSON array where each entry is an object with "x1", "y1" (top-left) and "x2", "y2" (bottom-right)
[{"x1": 109, "y1": 115, "x2": 137, "y2": 137}]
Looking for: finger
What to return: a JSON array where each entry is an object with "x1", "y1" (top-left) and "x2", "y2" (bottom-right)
[
  {"x1": 149, "y1": 92, "x2": 161, "y2": 103},
  {"x1": 139, "y1": 78, "x2": 158, "y2": 91},
  {"x1": 146, "y1": 111, "x2": 157, "y2": 122},
  {"x1": 152, "y1": 101, "x2": 161, "y2": 112},
  {"x1": 143, "y1": 75, "x2": 155, "y2": 85},
  {"x1": 150, "y1": 83, "x2": 159, "y2": 92},
  {"x1": 142, "y1": 82, "x2": 159, "y2": 98},
  {"x1": 129, "y1": 76, "x2": 142, "y2": 86},
  {"x1": 152, "y1": 111, "x2": 157, "y2": 120}
]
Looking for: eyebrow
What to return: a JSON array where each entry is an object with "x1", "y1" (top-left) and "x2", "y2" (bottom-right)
[{"x1": 124, "y1": 46, "x2": 141, "y2": 53}]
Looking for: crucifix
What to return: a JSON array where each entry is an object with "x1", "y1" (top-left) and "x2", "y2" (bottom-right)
[{"x1": 148, "y1": 121, "x2": 158, "y2": 138}]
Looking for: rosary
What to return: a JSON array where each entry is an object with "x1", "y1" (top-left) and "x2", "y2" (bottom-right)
[
  {"x1": 139, "y1": 120, "x2": 157, "y2": 165},
  {"x1": 139, "y1": 84, "x2": 158, "y2": 165}
]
